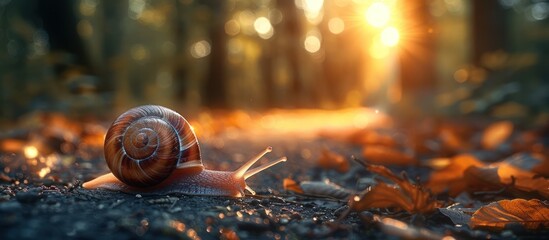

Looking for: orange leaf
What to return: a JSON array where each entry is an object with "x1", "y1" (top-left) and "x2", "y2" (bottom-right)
[
  {"x1": 470, "y1": 199, "x2": 549, "y2": 230},
  {"x1": 464, "y1": 162, "x2": 549, "y2": 199},
  {"x1": 426, "y1": 154, "x2": 485, "y2": 195},
  {"x1": 350, "y1": 164, "x2": 440, "y2": 214},
  {"x1": 481, "y1": 121, "x2": 513, "y2": 150},
  {"x1": 348, "y1": 129, "x2": 398, "y2": 147},
  {"x1": 283, "y1": 178, "x2": 303, "y2": 194},
  {"x1": 317, "y1": 148, "x2": 349, "y2": 173},
  {"x1": 362, "y1": 146, "x2": 417, "y2": 166}
]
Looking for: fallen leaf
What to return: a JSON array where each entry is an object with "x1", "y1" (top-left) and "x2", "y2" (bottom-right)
[
  {"x1": 498, "y1": 163, "x2": 549, "y2": 199},
  {"x1": 283, "y1": 178, "x2": 303, "y2": 194},
  {"x1": 347, "y1": 129, "x2": 398, "y2": 147},
  {"x1": 349, "y1": 164, "x2": 441, "y2": 214},
  {"x1": 427, "y1": 154, "x2": 485, "y2": 195},
  {"x1": 362, "y1": 146, "x2": 417, "y2": 166},
  {"x1": 464, "y1": 162, "x2": 549, "y2": 199},
  {"x1": 503, "y1": 153, "x2": 549, "y2": 177},
  {"x1": 439, "y1": 127, "x2": 465, "y2": 152},
  {"x1": 317, "y1": 148, "x2": 349, "y2": 173},
  {"x1": 299, "y1": 180, "x2": 352, "y2": 199},
  {"x1": 422, "y1": 157, "x2": 452, "y2": 170},
  {"x1": 470, "y1": 199, "x2": 549, "y2": 230},
  {"x1": 438, "y1": 207, "x2": 474, "y2": 226},
  {"x1": 481, "y1": 121, "x2": 513, "y2": 150}
]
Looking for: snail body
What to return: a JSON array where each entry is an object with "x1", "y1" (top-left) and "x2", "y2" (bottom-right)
[{"x1": 83, "y1": 105, "x2": 286, "y2": 197}]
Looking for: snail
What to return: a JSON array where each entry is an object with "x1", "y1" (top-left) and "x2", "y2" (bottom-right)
[{"x1": 82, "y1": 105, "x2": 286, "y2": 197}]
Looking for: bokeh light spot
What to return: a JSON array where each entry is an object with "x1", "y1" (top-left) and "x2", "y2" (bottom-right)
[
  {"x1": 190, "y1": 40, "x2": 211, "y2": 59},
  {"x1": 328, "y1": 17, "x2": 345, "y2": 34}
]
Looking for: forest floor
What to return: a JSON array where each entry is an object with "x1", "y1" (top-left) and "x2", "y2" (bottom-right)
[{"x1": 0, "y1": 109, "x2": 548, "y2": 239}]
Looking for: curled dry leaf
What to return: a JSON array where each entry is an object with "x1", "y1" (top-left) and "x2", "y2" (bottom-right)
[
  {"x1": 317, "y1": 148, "x2": 349, "y2": 173},
  {"x1": 438, "y1": 206, "x2": 475, "y2": 226},
  {"x1": 299, "y1": 180, "x2": 352, "y2": 199},
  {"x1": 504, "y1": 153, "x2": 549, "y2": 177},
  {"x1": 283, "y1": 178, "x2": 352, "y2": 199},
  {"x1": 283, "y1": 178, "x2": 303, "y2": 194},
  {"x1": 362, "y1": 146, "x2": 417, "y2": 166},
  {"x1": 465, "y1": 162, "x2": 549, "y2": 199},
  {"x1": 349, "y1": 164, "x2": 441, "y2": 214},
  {"x1": 426, "y1": 154, "x2": 484, "y2": 196},
  {"x1": 470, "y1": 199, "x2": 549, "y2": 230},
  {"x1": 481, "y1": 121, "x2": 514, "y2": 150}
]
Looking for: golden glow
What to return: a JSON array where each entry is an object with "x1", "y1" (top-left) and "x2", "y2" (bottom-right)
[
  {"x1": 224, "y1": 19, "x2": 240, "y2": 36},
  {"x1": 365, "y1": 2, "x2": 391, "y2": 28},
  {"x1": 24, "y1": 145, "x2": 39, "y2": 159},
  {"x1": 304, "y1": 35, "x2": 321, "y2": 53},
  {"x1": 328, "y1": 18, "x2": 345, "y2": 34},
  {"x1": 380, "y1": 26, "x2": 399, "y2": 47},
  {"x1": 253, "y1": 17, "x2": 274, "y2": 39},
  {"x1": 190, "y1": 40, "x2": 211, "y2": 59},
  {"x1": 302, "y1": 0, "x2": 324, "y2": 23},
  {"x1": 38, "y1": 167, "x2": 50, "y2": 178},
  {"x1": 169, "y1": 220, "x2": 186, "y2": 232},
  {"x1": 369, "y1": 41, "x2": 390, "y2": 59}
]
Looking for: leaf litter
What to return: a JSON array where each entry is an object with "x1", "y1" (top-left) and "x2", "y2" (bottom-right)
[{"x1": 1, "y1": 111, "x2": 549, "y2": 239}]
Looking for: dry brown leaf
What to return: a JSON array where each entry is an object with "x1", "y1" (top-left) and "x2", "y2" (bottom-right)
[
  {"x1": 362, "y1": 146, "x2": 417, "y2": 166},
  {"x1": 299, "y1": 180, "x2": 352, "y2": 199},
  {"x1": 283, "y1": 178, "x2": 303, "y2": 194},
  {"x1": 470, "y1": 199, "x2": 549, "y2": 230},
  {"x1": 439, "y1": 127, "x2": 465, "y2": 151},
  {"x1": 350, "y1": 164, "x2": 440, "y2": 214},
  {"x1": 317, "y1": 148, "x2": 349, "y2": 173},
  {"x1": 426, "y1": 154, "x2": 485, "y2": 195},
  {"x1": 283, "y1": 178, "x2": 352, "y2": 199},
  {"x1": 438, "y1": 207, "x2": 474, "y2": 226},
  {"x1": 347, "y1": 129, "x2": 398, "y2": 147},
  {"x1": 498, "y1": 163, "x2": 549, "y2": 199},
  {"x1": 464, "y1": 162, "x2": 549, "y2": 199},
  {"x1": 481, "y1": 121, "x2": 514, "y2": 150},
  {"x1": 504, "y1": 152, "x2": 549, "y2": 177}
]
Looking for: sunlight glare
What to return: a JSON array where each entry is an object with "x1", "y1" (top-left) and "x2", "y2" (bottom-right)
[
  {"x1": 380, "y1": 26, "x2": 399, "y2": 46},
  {"x1": 365, "y1": 2, "x2": 390, "y2": 28},
  {"x1": 24, "y1": 145, "x2": 39, "y2": 159}
]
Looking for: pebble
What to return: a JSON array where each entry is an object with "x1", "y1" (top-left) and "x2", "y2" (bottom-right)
[
  {"x1": 237, "y1": 221, "x2": 271, "y2": 232},
  {"x1": 290, "y1": 212, "x2": 302, "y2": 220},
  {"x1": 269, "y1": 196, "x2": 286, "y2": 203},
  {"x1": 249, "y1": 199, "x2": 261, "y2": 206},
  {"x1": 15, "y1": 188, "x2": 43, "y2": 204},
  {"x1": 334, "y1": 205, "x2": 349, "y2": 217}
]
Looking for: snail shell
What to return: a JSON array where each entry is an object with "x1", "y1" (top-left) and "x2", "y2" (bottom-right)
[
  {"x1": 83, "y1": 105, "x2": 287, "y2": 197},
  {"x1": 104, "y1": 105, "x2": 201, "y2": 187}
]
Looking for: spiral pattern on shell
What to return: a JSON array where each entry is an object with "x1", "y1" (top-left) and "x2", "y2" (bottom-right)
[{"x1": 104, "y1": 105, "x2": 201, "y2": 187}]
